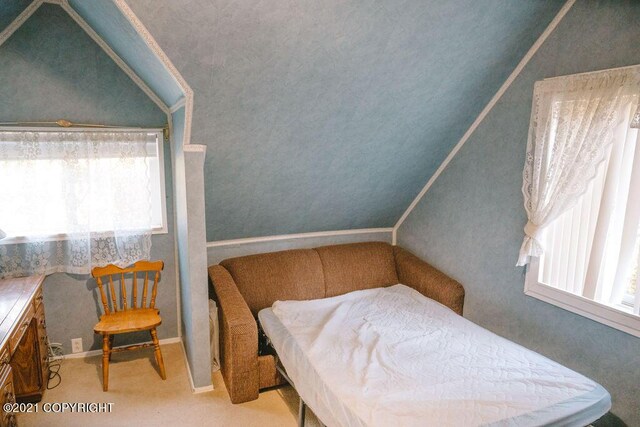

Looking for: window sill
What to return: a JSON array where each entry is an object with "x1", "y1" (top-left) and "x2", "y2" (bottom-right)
[{"x1": 525, "y1": 258, "x2": 640, "y2": 338}]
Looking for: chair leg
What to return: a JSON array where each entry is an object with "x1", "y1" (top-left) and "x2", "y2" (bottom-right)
[
  {"x1": 102, "y1": 334, "x2": 110, "y2": 391},
  {"x1": 108, "y1": 335, "x2": 114, "y2": 361},
  {"x1": 150, "y1": 328, "x2": 166, "y2": 380}
]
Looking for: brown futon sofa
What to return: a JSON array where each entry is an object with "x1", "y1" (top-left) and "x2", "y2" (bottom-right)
[{"x1": 207, "y1": 242, "x2": 464, "y2": 403}]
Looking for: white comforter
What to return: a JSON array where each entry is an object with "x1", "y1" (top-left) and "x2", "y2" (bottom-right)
[{"x1": 259, "y1": 284, "x2": 610, "y2": 427}]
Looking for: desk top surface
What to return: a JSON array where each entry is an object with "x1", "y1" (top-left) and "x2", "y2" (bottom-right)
[{"x1": 0, "y1": 275, "x2": 44, "y2": 350}]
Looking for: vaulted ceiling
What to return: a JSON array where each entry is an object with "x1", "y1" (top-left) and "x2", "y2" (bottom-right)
[{"x1": 1, "y1": 1, "x2": 566, "y2": 241}]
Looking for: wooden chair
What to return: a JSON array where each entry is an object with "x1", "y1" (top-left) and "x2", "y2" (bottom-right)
[{"x1": 91, "y1": 260, "x2": 166, "y2": 391}]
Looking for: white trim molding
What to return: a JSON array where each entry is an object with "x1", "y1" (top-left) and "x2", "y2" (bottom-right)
[
  {"x1": 170, "y1": 97, "x2": 186, "y2": 113},
  {"x1": 207, "y1": 228, "x2": 394, "y2": 248},
  {"x1": 392, "y1": 0, "x2": 577, "y2": 238},
  {"x1": 183, "y1": 144, "x2": 207, "y2": 153},
  {"x1": 0, "y1": 0, "x2": 170, "y2": 114},
  {"x1": 166, "y1": 112, "x2": 183, "y2": 339},
  {"x1": 63, "y1": 337, "x2": 182, "y2": 359},
  {"x1": 0, "y1": 0, "x2": 43, "y2": 47},
  {"x1": 179, "y1": 339, "x2": 215, "y2": 393},
  {"x1": 63, "y1": 337, "x2": 214, "y2": 393},
  {"x1": 525, "y1": 259, "x2": 640, "y2": 338},
  {"x1": 112, "y1": 0, "x2": 194, "y2": 147},
  {"x1": 58, "y1": 0, "x2": 169, "y2": 114}
]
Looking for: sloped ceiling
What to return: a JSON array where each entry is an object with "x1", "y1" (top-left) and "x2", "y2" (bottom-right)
[
  {"x1": 1, "y1": 1, "x2": 566, "y2": 242},
  {"x1": 127, "y1": 0, "x2": 566, "y2": 241}
]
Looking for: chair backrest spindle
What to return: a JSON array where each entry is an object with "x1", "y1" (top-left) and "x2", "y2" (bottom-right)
[
  {"x1": 132, "y1": 274, "x2": 138, "y2": 309},
  {"x1": 142, "y1": 272, "x2": 149, "y2": 309},
  {"x1": 108, "y1": 275, "x2": 118, "y2": 313},
  {"x1": 120, "y1": 273, "x2": 127, "y2": 310},
  {"x1": 150, "y1": 271, "x2": 160, "y2": 309},
  {"x1": 95, "y1": 277, "x2": 110, "y2": 315}
]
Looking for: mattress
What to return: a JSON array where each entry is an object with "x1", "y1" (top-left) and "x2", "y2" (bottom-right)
[{"x1": 258, "y1": 284, "x2": 610, "y2": 427}]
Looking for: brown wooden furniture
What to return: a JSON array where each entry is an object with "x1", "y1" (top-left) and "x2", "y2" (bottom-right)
[
  {"x1": 91, "y1": 260, "x2": 166, "y2": 391},
  {"x1": 0, "y1": 275, "x2": 50, "y2": 426}
]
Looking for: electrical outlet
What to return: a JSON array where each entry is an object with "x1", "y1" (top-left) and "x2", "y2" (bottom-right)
[{"x1": 71, "y1": 338, "x2": 83, "y2": 354}]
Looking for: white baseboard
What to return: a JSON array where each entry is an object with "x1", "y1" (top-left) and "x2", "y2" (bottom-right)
[
  {"x1": 179, "y1": 338, "x2": 215, "y2": 393},
  {"x1": 63, "y1": 336, "x2": 182, "y2": 359},
  {"x1": 62, "y1": 336, "x2": 214, "y2": 393}
]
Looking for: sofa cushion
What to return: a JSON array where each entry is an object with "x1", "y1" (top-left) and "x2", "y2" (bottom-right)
[
  {"x1": 315, "y1": 242, "x2": 399, "y2": 297},
  {"x1": 220, "y1": 249, "x2": 325, "y2": 316}
]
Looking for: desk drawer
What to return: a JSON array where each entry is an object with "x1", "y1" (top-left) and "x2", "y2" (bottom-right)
[
  {"x1": 0, "y1": 362, "x2": 15, "y2": 427},
  {"x1": 33, "y1": 287, "x2": 44, "y2": 310},
  {"x1": 35, "y1": 304, "x2": 49, "y2": 387},
  {"x1": 0, "y1": 347, "x2": 8, "y2": 369},
  {"x1": 10, "y1": 303, "x2": 35, "y2": 356}
]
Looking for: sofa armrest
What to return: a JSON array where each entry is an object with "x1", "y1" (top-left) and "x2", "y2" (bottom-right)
[
  {"x1": 208, "y1": 265, "x2": 259, "y2": 403},
  {"x1": 393, "y1": 247, "x2": 465, "y2": 315}
]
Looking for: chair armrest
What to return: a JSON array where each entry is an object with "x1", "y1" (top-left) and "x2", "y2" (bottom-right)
[
  {"x1": 393, "y1": 247, "x2": 465, "y2": 315},
  {"x1": 208, "y1": 265, "x2": 259, "y2": 403}
]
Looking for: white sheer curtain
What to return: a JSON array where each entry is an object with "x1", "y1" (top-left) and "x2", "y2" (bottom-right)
[
  {"x1": 603, "y1": 126, "x2": 640, "y2": 313},
  {"x1": 0, "y1": 130, "x2": 155, "y2": 278},
  {"x1": 538, "y1": 100, "x2": 640, "y2": 312},
  {"x1": 518, "y1": 66, "x2": 640, "y2": 266}
]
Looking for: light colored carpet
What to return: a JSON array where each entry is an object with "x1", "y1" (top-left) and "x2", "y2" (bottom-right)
[{"x1": 18, "y1": 343, "x2": 320, "y2": 427}]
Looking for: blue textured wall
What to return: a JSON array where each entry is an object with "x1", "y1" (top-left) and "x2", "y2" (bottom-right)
[
  {"x1": 124, "y1": 0, "x2": 564, "y2": 241},
  {"x1": 0, "y1": 4, "x2": 166, "y2": 126},
  {"x1": 0, "y1": 0, "x2": 32, "y2": 32},
  {"x1": 0, "y1": 4, "x2": 178, "y2": 353},
  {"x1": 397, "y1": 1, "x2": 640, "y2": 424}
]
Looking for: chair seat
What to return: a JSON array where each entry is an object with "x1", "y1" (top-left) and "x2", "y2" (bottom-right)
[{"x1": 94, "y1": 308, "x2": 162, "y2": 335}]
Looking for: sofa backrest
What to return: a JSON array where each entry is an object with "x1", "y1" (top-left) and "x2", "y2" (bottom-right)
[
  {"x1": 218, "y1": 241, "x2": 399, "y2": 316},
  {"x1": 220, "y1": 248, "x2": 325, "y2": 317},
  {"x1": 315, "y1": 242, "x2": 398, "y2": 297}
]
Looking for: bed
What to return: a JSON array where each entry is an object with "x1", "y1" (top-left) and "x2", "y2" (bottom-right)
[{"x1": 258, "y1": 284, "x2": 611, "y2": 427}]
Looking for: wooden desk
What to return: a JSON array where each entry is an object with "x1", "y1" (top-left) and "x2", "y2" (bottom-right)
[{"x1": 0, "y1": 275, "x2": 49, "y2": 426}]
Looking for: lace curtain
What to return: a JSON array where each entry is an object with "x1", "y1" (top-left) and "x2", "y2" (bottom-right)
[
  {"x1": 0, "y1": 130, "x2": 155, "y2": 278},
  {"x1": 518, "y1": 66, "x2": 640, "y2": 266}
]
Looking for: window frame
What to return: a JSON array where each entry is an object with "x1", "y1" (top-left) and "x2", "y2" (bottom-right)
[
  {"x1": 0, "y1": 127, "x2": 168, "y2": 244},
  {"x1": 521, "y1": 66, "x2": 640, "y2": 338},
  {"x1": 525, "y1": 258, "x2": 640, "y2": 338}
]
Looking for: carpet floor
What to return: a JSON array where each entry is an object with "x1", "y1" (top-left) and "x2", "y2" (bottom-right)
[{"x1": 18, "y1": 342, "x2": 321, "y2": 427}]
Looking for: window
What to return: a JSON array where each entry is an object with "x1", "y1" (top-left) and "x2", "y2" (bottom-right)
[
  {"x1": 0, "y1": 129, "x2": 166, "y2": 278},
  {"x1": 0, "y1": 129, "x2": 166, "y2": 240},
  {"x1": 523, "y1": 67, "x2": 640, "y2": 337}
]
